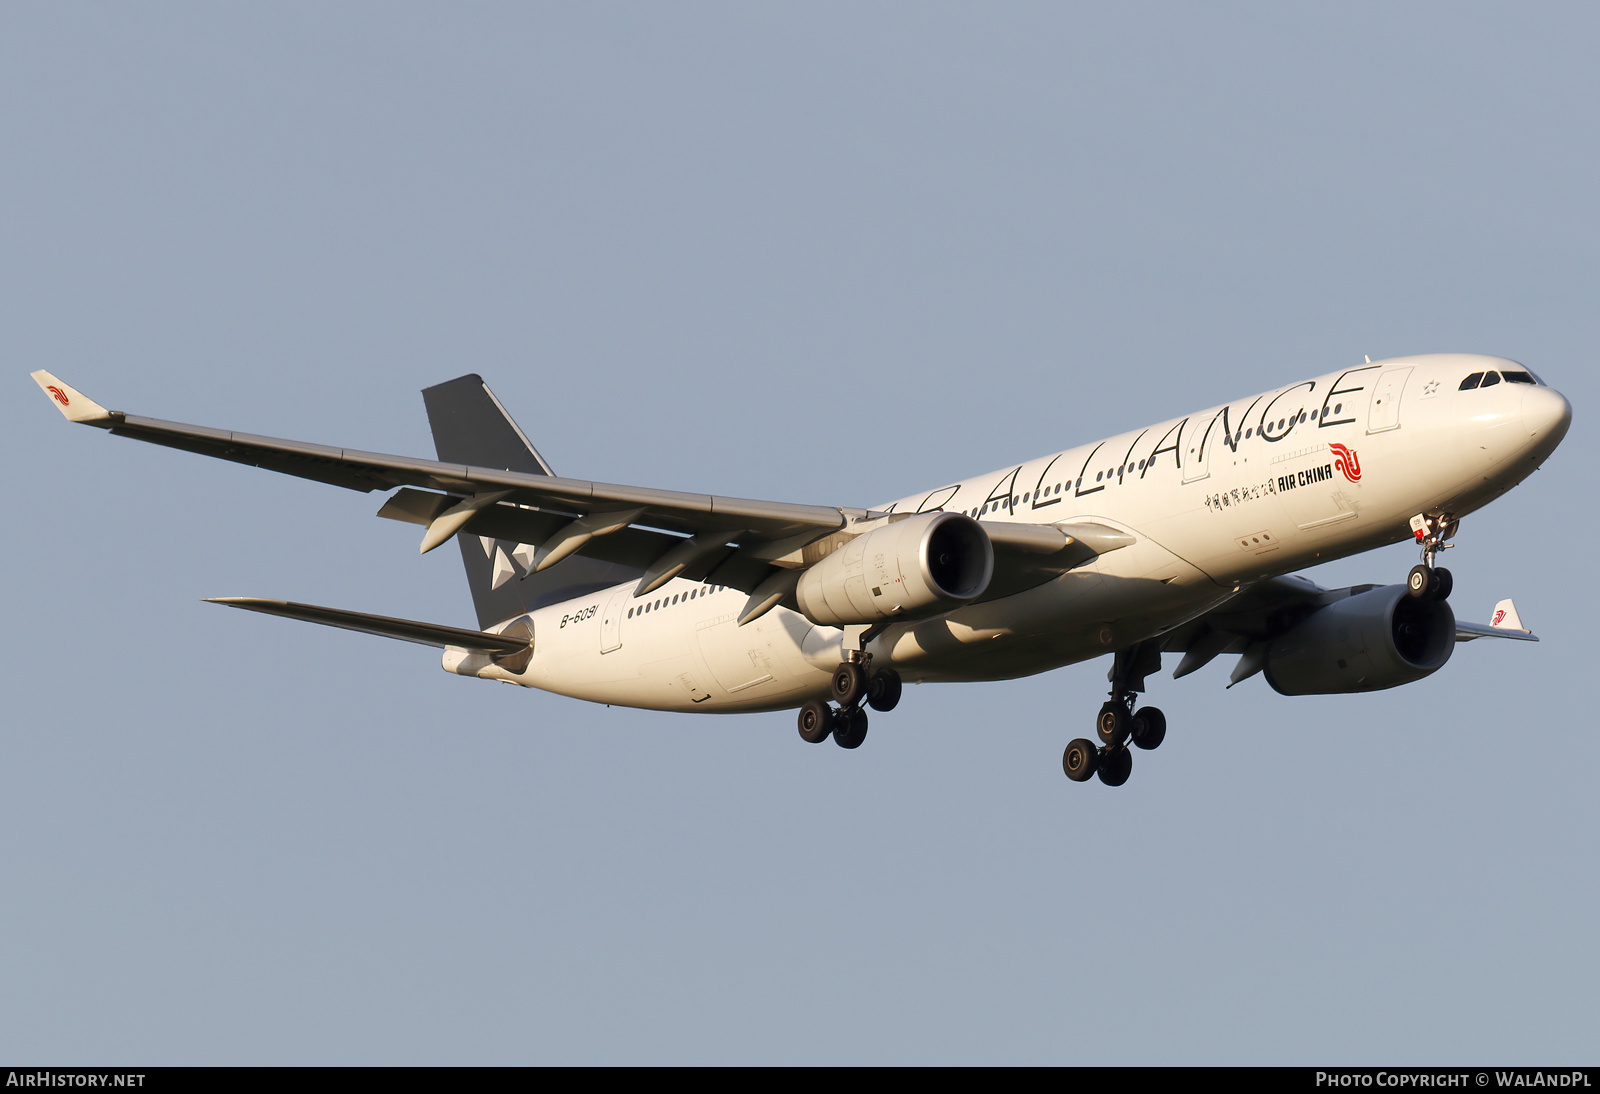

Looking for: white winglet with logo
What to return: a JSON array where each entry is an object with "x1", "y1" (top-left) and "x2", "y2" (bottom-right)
[
  {"x1": 1455, "y1": 598, "x2": 1538, "y2": 642},
  {"x1": 30, "y1": 371, "x2": 114, "y2": 424}
]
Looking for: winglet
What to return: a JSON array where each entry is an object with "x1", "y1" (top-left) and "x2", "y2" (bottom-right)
[
  {"x1": 30, "y1": 371, "x2": 114, "y2": 424},
  {"x1": 1490, "y1": 598, "x2": 1528, "y2": 633}
]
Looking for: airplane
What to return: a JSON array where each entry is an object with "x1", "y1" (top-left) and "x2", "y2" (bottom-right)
[{"x1": 31, "y1": 353, "x2": 1571, "y2": 786}]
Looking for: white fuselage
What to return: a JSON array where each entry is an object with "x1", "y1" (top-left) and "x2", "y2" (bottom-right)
[{"x1": 445, "y1": 354, "x2": 1570, "y2": 712}]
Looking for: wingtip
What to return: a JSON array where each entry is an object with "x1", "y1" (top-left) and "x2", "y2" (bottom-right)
[{"x1": 30, "y1": 370, "x2": 114, "y2": 424}]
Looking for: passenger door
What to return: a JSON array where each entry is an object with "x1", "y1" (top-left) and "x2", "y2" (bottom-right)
[
  {"x1": 1367, "y1": 367, "x2": 1412, "y2": 433},
  {"x1": 599, "y1": 585, "x2": 630, "y2": 653}
]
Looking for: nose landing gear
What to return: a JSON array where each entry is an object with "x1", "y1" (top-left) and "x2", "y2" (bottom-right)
[{"x1": 1406, "y1": 513, "x2": 1457, "y2": 602}]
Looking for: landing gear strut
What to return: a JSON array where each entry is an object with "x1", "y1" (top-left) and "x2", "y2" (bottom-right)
[
  {"x1": 796, "y1": 628, "x2": 899, "y2": 749},
  {"x1": 1406, "y1": 513, "x2": 1456, "y2": 602},
  {"x1": 1063, "y1": 639, "x2": 1167, "y2": 787}
]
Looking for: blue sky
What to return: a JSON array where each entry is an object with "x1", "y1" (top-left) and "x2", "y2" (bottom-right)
[{"x1": 3, "y1": 3, "x2": 1596, "y2": 1063}]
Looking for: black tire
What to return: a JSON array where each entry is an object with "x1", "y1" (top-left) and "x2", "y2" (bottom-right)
[
  {"x1": 1431, "y1": 567, "x2": 1453, "y2": 602},
  {"x1": 831, "y1": 663, "x2": 867, "y2": 708},
  {"x1": 797, "y1": 699, "x2": 833, "y2": 744},
  {"x1": 1131, "y1": 707, "x2": 1167, "y2": 750},
  {"x1": 1062, "y1": 738, "x2": 1099, "y2": 782},
  {"x1": 1096, "y1": 702, "x2": 1130, "y2": 747},
  {"x1": 834, "y1": 706, "x2": 869, "y2": 749},
  {"x1": 866, "y1": 669, "x2": 902, "y2": 712},
  {"x1": 1097, "y1": 746, "x2": 1132, "y2": 787},
  {"x1": 1407, "y1": 564, "x2": 1431, "y2": 599}
]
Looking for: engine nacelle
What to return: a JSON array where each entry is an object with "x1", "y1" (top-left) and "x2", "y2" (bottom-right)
[
  {"x1": 1264, "y1": 584, "x2": 1455, "y2": 695},
  {"x1": 795, "y1": 511, "x2": 993, "y2": 627}
]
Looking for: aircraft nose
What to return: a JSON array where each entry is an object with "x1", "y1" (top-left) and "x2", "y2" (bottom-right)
[{"x1": 1521, "y1": 384, "x2": 1573, "y2": 446}]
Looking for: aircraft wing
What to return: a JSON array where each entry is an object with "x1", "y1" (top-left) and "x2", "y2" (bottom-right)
[
  {"x1": 1453, "y1": 599, "x2": 1538, "y2": 642},
  {"x1": 1157, "y1": 577, "x2": 1539, "y2": 687},
  {"x1": 34, "y1": 372, "x2": 1129, "y2": 623},
  {"x1": 29, "y1": 371, "x2": 850, "y2": 543}
]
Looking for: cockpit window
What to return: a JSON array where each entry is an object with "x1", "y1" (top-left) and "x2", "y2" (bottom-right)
[
  {"x1": 1459, "y1": 372, "x2": 1484, "y2": 390},
  {"x1": 1502, "y1": 370, "x2": 1536, "y2": 384},
  {"x1": 1480, "y1": 371, "x2": 1502, "y2": 388}
]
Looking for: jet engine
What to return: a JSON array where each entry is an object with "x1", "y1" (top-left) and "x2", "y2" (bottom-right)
[
  {"x1": 795, "y1": 511, "x2": 993, "y2": 627},
  {"x1": 1263, "y1": 584, "x2": 1455, "y2": 695}
]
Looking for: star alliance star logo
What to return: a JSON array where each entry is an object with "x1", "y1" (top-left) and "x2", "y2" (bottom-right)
[{"x1": 1422, "y1": 379, "x2": 1441, "y2": 397}]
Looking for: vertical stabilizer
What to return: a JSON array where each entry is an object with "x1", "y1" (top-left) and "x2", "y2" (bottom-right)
[
  {"x1": 421, "y1": 375, "x2": 644, "y2": 629},
  {"x1": 421, "y1": 374, "x2": 554, "y2": 476}
]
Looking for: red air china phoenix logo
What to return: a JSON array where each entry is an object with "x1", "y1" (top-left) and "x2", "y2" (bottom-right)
[
  {"x1": 1492, "y1": 608, "x2": 1507, "y2": 627},
  {"x1": 1329, "y1": 442, "x2": 1361, "y2": 483},
  {"x1": 46, "y1": 385, "x2": 70, "y2": 407}
]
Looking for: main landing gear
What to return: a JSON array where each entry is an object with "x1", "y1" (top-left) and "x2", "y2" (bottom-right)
[
  {"x1": 1406, "y1": 513, "x2": 1457, "y2": 602},
  {"x1": 796, "y1": 651, "x2": 901, "y2": 750},
  {"x1": 1063, "y1": 640, "x2": 1167, "y2": 787}
]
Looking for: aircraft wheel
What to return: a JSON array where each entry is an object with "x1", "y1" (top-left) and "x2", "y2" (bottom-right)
[
  {"x1": 1431, "y1": 567, "x2": 1453, "y2": 601},
  {"x1": 1096, "y1": 702, "x2": 1130, "y2": 747},
  {"x1": 833, "y1": 706, "x2": 869, "y2": 749},
  {"x1": 831, "y1": 663, "x2": 867, "y2": 708},
  {"x1": 1131, "y1": 707, "x2": 1167, "y2": 750},
  {"x1": 797, "y1": 699, "x2": 833, "y2": 744},
  {"x1": 1407, "y1": 564, "x2": 1432, "y2": 599},
  {"x1": 1097, "y1": 746, "x2": 1132, "y2": 787},
  {"x1": 866, "y1": 669, "x2": 902, "y2": 712},
  {"x1": 1062, "y1": 738, "x2": 1099, "y2": 782}
]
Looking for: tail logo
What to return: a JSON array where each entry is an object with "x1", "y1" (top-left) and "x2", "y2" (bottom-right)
[
  {"x1": 1492, "y1": 608, "x2": 1507, "y2": 626},
  {"x1": 1329, "y1": 442, "x2": 1361, "y2": 483},
  {"x1": 47, "y1": 385, "x2": 70, "y2": 407}
]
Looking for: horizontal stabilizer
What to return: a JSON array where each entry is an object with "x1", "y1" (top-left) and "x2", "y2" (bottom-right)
[{"x1": 204, "y1": 597, "x2": 530, "y2": 653}]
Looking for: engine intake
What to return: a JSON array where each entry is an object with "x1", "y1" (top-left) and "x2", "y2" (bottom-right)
[
  {"x1": 796, "y1": 511, "x2": 993, "y2": 627},
  {"x1": 1264, "y1": 584, "x2": 1455, "y2": 695}
]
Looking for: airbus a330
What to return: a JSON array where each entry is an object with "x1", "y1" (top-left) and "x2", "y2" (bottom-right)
[{"x1": 33, "y1": 353, "x2": 1570, "y2": 786}]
